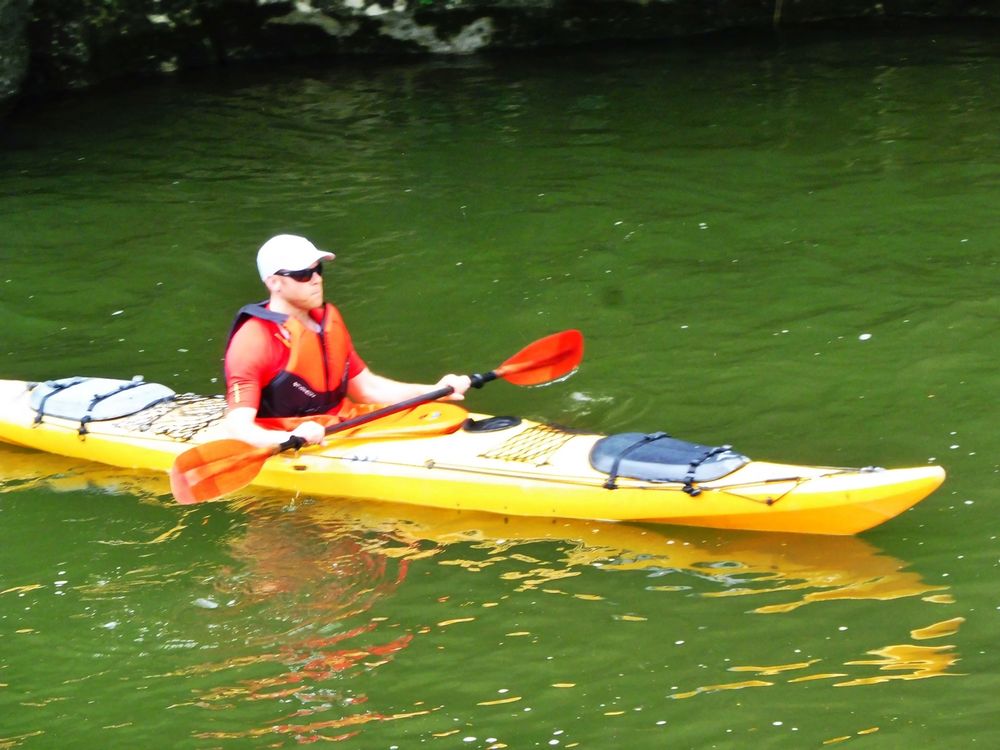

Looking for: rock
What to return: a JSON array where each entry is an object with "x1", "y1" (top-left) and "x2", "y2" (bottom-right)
[{"x1": 0, "y1": 0, "x2": 30, "y2": 113}]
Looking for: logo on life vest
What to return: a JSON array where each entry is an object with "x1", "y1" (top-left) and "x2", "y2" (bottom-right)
[{"x1": 292, "y1": 381, "x2": 317, "y2": 398}]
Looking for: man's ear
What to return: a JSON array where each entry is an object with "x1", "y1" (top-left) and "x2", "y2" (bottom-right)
[{"x1": 263, "y1": 276, "x2": 281, "y2": 294}]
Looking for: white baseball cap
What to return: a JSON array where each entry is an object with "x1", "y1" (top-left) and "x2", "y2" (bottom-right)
[{"x1": 256, "y1": 234, "x2": 335, "y2": 281}]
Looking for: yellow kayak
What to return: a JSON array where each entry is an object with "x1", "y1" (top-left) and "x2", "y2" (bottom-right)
[{"x1": 0, "y1": 377, "x2": 945, "y2": 535}]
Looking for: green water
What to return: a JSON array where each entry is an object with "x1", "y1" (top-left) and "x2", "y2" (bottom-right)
[{"x1": 2, "y1": 27, "x2": 999, "y2": 748}]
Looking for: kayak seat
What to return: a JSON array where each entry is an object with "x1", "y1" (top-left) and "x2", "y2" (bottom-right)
[
  {"x1": 30, "y1": 376, "x2": 176, "y2": 433},
  {"x1": 590, "y1": 432, "x2": 749, "y2": 493}
]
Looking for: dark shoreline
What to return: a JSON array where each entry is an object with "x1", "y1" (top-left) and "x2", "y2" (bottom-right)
[{"x1": 4, "y1": 11, "x2": 999, "y2": 121}]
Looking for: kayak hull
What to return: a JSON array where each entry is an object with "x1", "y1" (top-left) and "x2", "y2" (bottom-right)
[{"x1": 0, "y1": 379, "x2": 944, "y2": 535}]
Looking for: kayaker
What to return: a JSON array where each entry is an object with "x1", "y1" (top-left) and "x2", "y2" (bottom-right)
[{"x1": 223, "y1": 234, "x2": 471, "y2": 448}]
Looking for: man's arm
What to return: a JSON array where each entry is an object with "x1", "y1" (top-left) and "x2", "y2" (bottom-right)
[
  {"x1": 223, "y1": 321, "x2": 327, "y2": 447},
  {"x1": 223, "y1": 406, "x2": 326, "y2": 448},
  {"x1": 347, "y1": 368, "x2": 471, "y2": 405}
]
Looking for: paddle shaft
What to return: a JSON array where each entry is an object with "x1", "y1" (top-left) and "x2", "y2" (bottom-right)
[{"x1": 275, "y1": 370, "x2": 498, "y2": 453}]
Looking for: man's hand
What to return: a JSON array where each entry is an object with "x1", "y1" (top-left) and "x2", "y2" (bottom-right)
[
  {"x1": 289, "y1": 420, "x2": 326, "y2": 445},
  {"x1": 435, "y1": 374, "x2": 472, "y2": 401}
]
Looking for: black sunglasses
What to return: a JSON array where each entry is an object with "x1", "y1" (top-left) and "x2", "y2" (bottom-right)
[{"x1": 275, "y1": 264, "x2": 323, "y2": 282}]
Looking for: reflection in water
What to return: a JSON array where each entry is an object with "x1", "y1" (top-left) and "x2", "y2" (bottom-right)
[
  {"x1": 668, "y1": 614, "x2": 964, "y2": 699},
  {"x1": 0, "y1": 447, "x2": 429, "y2": 743},
  {"x1": 837, "y1": 638, "x2": 964, "y2": 687},
  {"x1": 175, "y1": 504, "x2": 425, "y2": 742},
  {"x1": 283, "y1": 496, "x2": 965, "y2": 704},
  {"x1": 0, "y1": 446, "x2": 966, "y2": 742},
  {"x1": 288, "y1": 492, "x2": 948, "y2": 610}
]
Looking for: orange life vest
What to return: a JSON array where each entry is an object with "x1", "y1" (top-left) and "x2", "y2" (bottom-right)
[{"x1": 227, "y1": 302, "x2": 352, "y2": 419}]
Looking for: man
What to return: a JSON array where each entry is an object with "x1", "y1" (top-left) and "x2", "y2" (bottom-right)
[{"x1": 224, "y1": 234, "x2": 471, "y2": 448}]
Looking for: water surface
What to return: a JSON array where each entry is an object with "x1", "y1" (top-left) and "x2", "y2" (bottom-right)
[{"x1": 2, "y1": 28, "x2": 999, "y2": 748}]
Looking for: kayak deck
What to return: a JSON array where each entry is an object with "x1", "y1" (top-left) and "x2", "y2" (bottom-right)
[{"x1": 0, "y1": 379, "x2": 945, "y2": 535}]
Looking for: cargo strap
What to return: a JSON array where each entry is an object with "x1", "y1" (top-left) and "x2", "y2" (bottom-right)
[
  {"x1": 35, "y1": 377, "x2": 153, "y2": 436},
  {"x1": 603, "y1": 431, "x2": 670, "y2": 490},
  {"x1": 603, "y1": 432, "x2": 731, "y2": 496},
  {"x1": 33, "y1": 377, "x2": 86, "y2": 425},
  {"x1": 680, "y1": 445, "x2": 733, "y2": 497},
  {"x1": 83, "y1": 378, "x2": 153, "y2": 435}
]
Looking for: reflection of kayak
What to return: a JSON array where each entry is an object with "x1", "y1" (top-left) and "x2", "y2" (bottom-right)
[
  {"x1": 278, "y1": 495, "x2": 950, "y2": 613},
  {"x1": 0, "y1": 377, "x2": 945, "y2": 535}
]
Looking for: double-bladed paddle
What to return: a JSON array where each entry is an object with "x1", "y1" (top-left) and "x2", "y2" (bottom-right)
[{"x1": 169, "y1": 329, "x2": 584, "y2": 505}]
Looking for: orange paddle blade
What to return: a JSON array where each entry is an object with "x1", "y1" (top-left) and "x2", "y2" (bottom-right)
[
  {"x1": 170, "y1": 440, "x2": 275, "y2": 504},
  {"x1": 495, "y1": 329, "x2": 584, "y2": 385}
]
